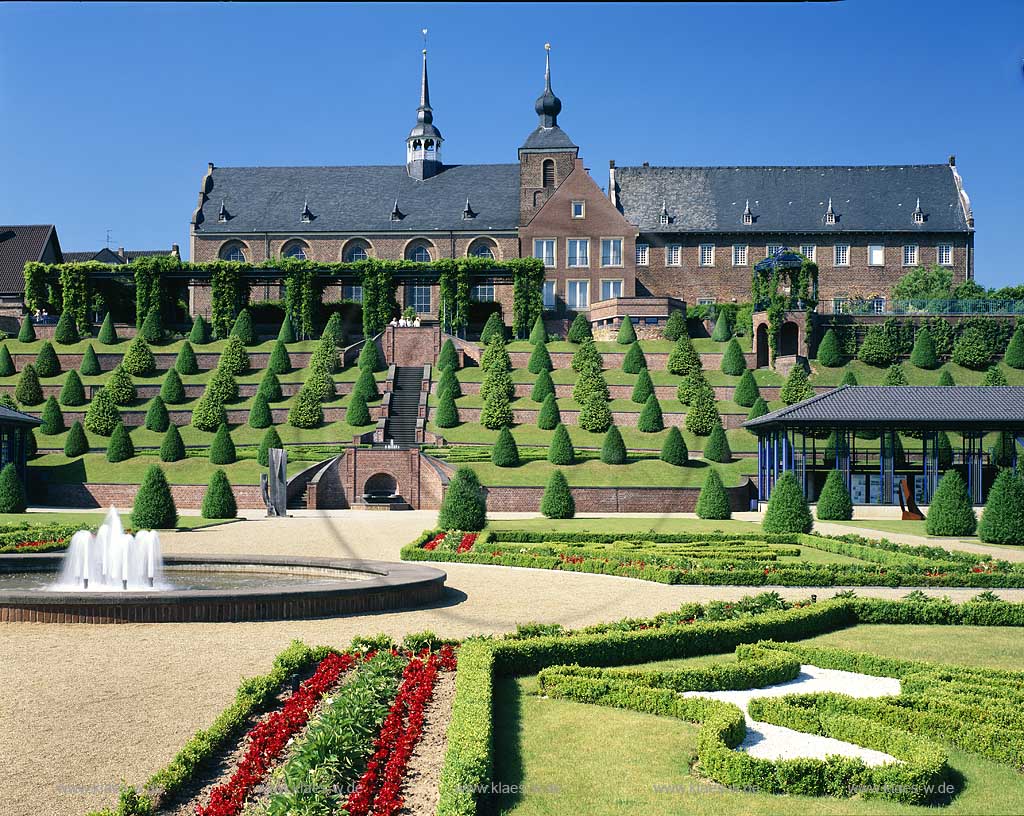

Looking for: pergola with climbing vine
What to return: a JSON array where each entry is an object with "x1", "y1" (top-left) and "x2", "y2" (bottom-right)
[{"x1": 751, "y1": 246, "x2": 819, "y2": 362}]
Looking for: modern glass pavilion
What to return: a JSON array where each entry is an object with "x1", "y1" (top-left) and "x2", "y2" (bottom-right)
[{"x1": 744, "y1": 386, "x2": 1024, "y2": 506}]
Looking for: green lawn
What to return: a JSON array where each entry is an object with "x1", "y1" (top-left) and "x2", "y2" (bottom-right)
[
  {"x1": 810, "y1": 359, "x2": 1024, "y2": 387},
  {"x1": 494, "y1": 625, "x2": 1024, "y2": 816},
  {"x1": 465, "y1": 457, "x2": 758, "y2": 487},
  {"x1": 28, "y1": 452, "x2": 305, "y2": 485},
  {"x1": 5, "y1": 512, "x2": 229, "y2": 530}
]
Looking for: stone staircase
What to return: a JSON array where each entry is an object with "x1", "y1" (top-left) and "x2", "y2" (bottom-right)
[{"x1": 384, "y1": 366, "x2": 421, "y2": 448}]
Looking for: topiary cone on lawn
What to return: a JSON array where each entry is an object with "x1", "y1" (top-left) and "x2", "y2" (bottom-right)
[
  {"x1": 762, "y1": 471, "x2": 814, "y2": 534},
  {"x1": 1005, "y1": 326, "x2": 1024, "y2": 370},
  {"x1": 160, "y1": 368, "x2": 186, "y2": 404},
  {"x1": 600, "y1": 424, "x2": 627, "y2": 464},
  {"x1": 720, "y1": 338, "x2": 746, "y2": 376},
  {"x1": 132, "y1": 465, "x2": 178, "y2": 529},
  {"x1": 145, "y1": 396, "x2": 170, "y2": 432},
  {"x1": 80, "y1": 344, "x2": 102, "y2": 376},
  {"x1": 747, "y1": 397, "x2": 769, "y2": 421},
  {"x1": 97, "y1": 312, "x2": 118, "y2": 345},
  {"x1": 17, "y1": 314, "x2": 35, "y2": 343},
  {"x1": 201, "y1": 469, "x2": 237, "y2": 519},
  {"x1": 433, "y1": 389, "x2": 459, "y2": 428},
  {"x1": 631, "y1": 367, "x2": 654, "y2": 404},
  {"x1": 34, "y1": 340, "x2": 60, "y2": 378},
  {"x1": 175, "y1": 341, "x2": 199, "y2": 375},
  {"x1": 40, "y1": 396, "x2": 64, "y2": 435},
  {"x1": 209, "y1": 423, "x2": 237, "y2": 465},
  {"x1": 566, "y1": 312, "x2": 591, "y2": 344},
  {"x1": 637, "y1": 394, "x2": 664, "y2": 432},
  {"x1": 106, "y1": 421, "x2": 134, "y2": 463},
  {"x1": 268, "y1": 340, "x2": 291, "y2": 375},
  {"x1": 160, "y1": 424, "x2": 185, "y2": 462},
  {"x1": 121, "y1": 336, "x2": 156, "y2": 377},
  {"x1": 491, "y1": 426, "x2": 520, "y2": 467},
  {"x1": 0, "y1": 345, "x2": 14, "y2": 377},
  {"x1": 815, "y1": 329, "x2": 842, "y2": 367},
  {"x1": 663, "y1": 309, "x2": 686, "y2": 341},
  {"x1": 84, "y1": 387, "x2": 120, "y2": 436},
  {"x1": 54, "y1": 310, "x2": 79, "y2": 345},
  {"x1": 529, "y1": 315, "x2": 547, "y2": 345},
  {"x1": 978, "y1": 470, "x2": 1024, "y2": 545},
  {"x1": 229, "y1": 308, "x2": 257, "y2": 346},
  {"x1": 258, "y1": 426, "x2": 283, "y2": 467},
  {"x1": 248, "y1": 391, "x2": 273, "y2": 429},
  {"x1": 64, "y1": 421, "x2": 89, "y2": 457},
  {"x1": 548, "y1": 423, "x2": 574, "y2": 465},
  {"x1": 188, "y1": 314, "x2": 211, "y2": 345},
  {"x1": 733, "y1": 370, "x2": 760, "y2": 408},
  {"x1": 527, "y1": 341, "x2": 553, "y2": 374},
  {"x1": 531, "y1": 368, "x2": 554, "y2": 403},
  {"x1": 622, "y1": 342, "x2": 647, "y2": 374},
  {"x1": 0, "y1": 462, "x2": 27, "y2": 513},
  {"x1": 59, "y1": 369, "x2": 86, "y2": 406},
  {"x1": 910, "y1": 327, "x2": 939, "y2": 369},
  {"x1": 703, "y1": 422, "x2": 731, "y2": 463},
  {"x1": 660, "y1": 426, "x2": 688, "y2": 466},
  {"x1": 816, "y1": 469, "x2": 853, "y2": 521},
  {"x1": 437, "y1": 338, "x2": 459, "y2": 371},
  {"x1": 537, "y1": 393, "x2": 561, "y2": 430},
  {"x1": 617, "y1": 316, "x2": 637, "y2": 344},
  {"x1": 926, "y1": 471, "x2": 977, "y2": 536},
  {"x1": 15, "y1": 364, "x2": 44, "y2": 406},
  {"x1": 541, "y1": 469, "x2": 574, "y2": 519},
  {"x1": 437, "y1": 467, "x2": 486, "y2": 531},
  {"x1": 479, "y1": 312, "x2": 506, "y2": 345},
  {"x1": 696, "y1": 470, "x2": 731, "y2": 520},
  {"x1": 277, "y1": 314, "x2": 295, "y2": 344}
]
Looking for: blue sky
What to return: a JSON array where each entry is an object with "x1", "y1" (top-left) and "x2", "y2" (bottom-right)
[{"x1": 1, "y1": 1, "x2": 1022, "y2": 287}]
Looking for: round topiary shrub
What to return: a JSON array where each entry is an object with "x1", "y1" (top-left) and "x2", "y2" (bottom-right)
[
  {"x1": 80, "y1": 344, "x2": 101, "y2": 376},
  {"x1": 15, "y1": 364, "x2": 43, "y2": 406},
  {"x1": 64, "y1": 420, "x2": 89, "y2": 457},
  {"x1": 437, "y1": 339, "x2": 459, "y2": 371},
  {"x1": 247, "y1": 391, "x2": 272, "y2": 428},
  {"x1": 0, "y1": 462, "x2": 27, "y2": 513},
  {"x1": 638, "y1": 394, "x2": 664, "y2": 432},
  {"x1": 622, "y1": 342, "x2": 646, "y2": 374},
  {"x1": 59, "y1": 369, "x2": 86, "y2": 406},
  {"x1": 202, "y1": 469, "x2": 237, "y2": 519},
  {"x1": 437, "y1": 366, "x2": 462, "y2": 400},
  {"x1": 17, "y1": 315, "x2": 35, "y2": 343},
  {"x1": 721, "y1": 338, "x2": 746, "y2": 376},
  {"x1": 978, "y1": 470, "x2": 1024, "y2": 545},
  {"x1": 578, "y1": 392, "x2": 612, "y2": 433},
  {"x1": 566, "y1": 312, "x2": 591, "y2": 344},
  {"x1": 480, "y1": 369, "x2": 514, "y2": 403},
  {"x1": 132, "y1": 465, "x2": 178, "y2": 529},
  {"x1": 189, "y1": 314, "x2": 210, "y2": 345},
  {"x1": 883, "y1": 364, "x2": 908, "y2": 386},
  {"x1": 434, "y1": 389, "x2": 459, "y2": 428},
  {"x1": 685, "y1": 378, "x2": 720, "y2": 436},
  {"x1": 258, "y1": 369, "x2": 283, "y2": 402},
  {"x1": 816, "y1": 469, "x2": 853, "y2": 521},
  {"x1": 696, "y1": 470, "x2": 731, "y2": 520},
  {"x1": 160, "y1": 424, "x2": 185, "y2": 462},
  {"x1": 910, "y1": 327, "x2": 939, "y2": 369},
  {"x1": 481, "y1": 391, "x2": 513, "y2": 430},
  {"x1": 982, "y1": 366, "x2": 1008, "y2": 386},
  {"x1": 160, "y1": 368, "x2": 186, "y2": 404},
  {"x1": 711, "y1": 313, "x2": 732, "y2": 342},
  {"x1": 600, "y1": 424, "x2": 627, "y2": 464},
  {"x1": 631, "y1": 367, "x2": 654, "y2": 404},
  {"x1": 779, "y1": 364, "x2": 814, "y2": 404},
  {"x1": 548, "y1": 424, "x2": 574, "y2": 465},
  {"x1": 267, "y1": 340, "x2": 291, "y2": 375},
  {"x1": 617, "y1": 316, "x2": 637, "y2": 344},
  {"x1": 541, "y1": 469, "x2": 574, "y2": 519},
  {"x1": 122, "y1": 336, "x2": 156, "y2": 377},
  {"x1": 481, "y1": 336, "x2": 511, "y2": 373},
  {"x1": 145, "y1": 396, "x2": 169, "y2": 432},
  {"x1": 218, "y1": 335, "x2": 249, "y2": 376},
  {"x1": 480, "y1": 312, "x2": 506, "y2": 345},
  {"x1": 660, "y1": 426, "x2": 688, "y2": 466},
  {"x1": 0, "y1": 345, "x2": 14, "y2": 377},
  {"x1": 571, "y1": 338, "x2": 602, "y2": 375},
  {"x1": 816, "y1": 329, "x2": 842, "y2": 367},
  {"x1": 733, "y1": 370, "x2": 760, "y2": 408},
  {"x1": 287, "y1": 386, "x2": 323, "y2": 429},
  {"x1": 40, "y1": 396, "x2": 64, "y2": 435},
  {"x1": 762, "y1": 471, "x2": 814, "y2": 534},
  {"x1": 97, "y1": 312, "x2": 118, "y2": 345},
  {"x1": 938, "y1": 369, "x2": 954, "y2": 386},
  {"x1": 191, "y1": 391, "x2": 228, "y2": 432},
  {"x1": 926, "y1": 471, "x2": 977, "y2": 536},
  {"x1": 209, "y1": 423, "x2": 236, "y2": 464},
  {"x1": 106, "y1": 364, "x2": 136, "y2": 406},
  {"x1": 258, "y1": 426, "x2": 282, "y2": 467},
  {"x1": 537, "y1": 393, "x2": 560, "y2": 430},
  {"x1": 277, "y1": 314, "x2": 295, "y2": 344},
  {"x1": 140, "y1": 307, "x2": 162, "y2": 344},
  {"x1": 527, "y1": 341, "x2": 553, "y2": 374},
  {"x1": 230, "y1": 309, "x2": 257, "y2": 346},
  {"x1": 84, "y1": 388, "x2": 120, "y2": 435},
  {"x1": 857, "y1": 325, "x2": 898, "y2": 367},
  {"x1": 841, "y1": 369, "x2": 859, "y2": 386},
  {"x1": 438, "y1": 467, "x2": 486, "y2": 531},
  {"x1": 703, "y1": 422, "x2": 731, "y2": 463},
  {"x1": 531, "y1": 368, "x2": 554, "y2": 403},
  {"x1": 1005, "y1": 326, "x2": 1024, "y2": 370},
  {"x1": 207, "y1": 367, "x2": 239, "y2": 404},
  {"x1": 175, "y1": 341, "x2": 199, "y2": 375},
  {"x1": 529, "y1": 315, "x2": 547, "y2": 345},
  {"x1": 667, "y1": 335, "x2": 701, "y2": 377},
  {"x1": 747, "y1": 397, "x2": 769, "y2": 421},
  {"x1": 34, "y1": 341, "x2": 60, "y2": 378},
  {"x1": 106, "y1": 421, "x2": 134, "y2": 463},
  {"x1": 54, "y1": 310, "x2": 79, "y2": 345},
  {"x1": 663, "y1": 309, "x2": 686, "y2": 341},
  {"x1": 951, "y1": 325, "x2": 994, "y2": 370},
  {"x1": 491, "y1": 426, "x2": 520, "y2": 467}
]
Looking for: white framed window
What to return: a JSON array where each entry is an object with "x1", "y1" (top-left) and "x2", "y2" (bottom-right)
[
  {"x1": 732, "y1": 245, "x2": 748, "y2": 266},
  {"x1": 600, "y1": 279, "x2": 623, "y2": 301},
  {"x1": 282, "y1": 242, "x2": 308, "y2": 260},
  {"x1": 666, "y1": 244, "x2": 682, "y2": 266},
  {"x1": 871, "y1": 297, "x2": 886, "y2": 314},
  {"x1": 571, "y1": 200, "x2": 585, "y2": 219},
  {"x1": 800, "y1": 244, "x2": 816, "y2": 261},
  {"x1": 566, "y1": 279, "x2": 590, "y2": 309},
  {"x1": 600, "y1": 238, "x2": 623, "y2": 267},
  {"x1": 697, "y1": 298, "x2": 716, "y2": 306},
  {"x1": 470, "y1": 281, "x2": 495, "y2": 302},
  {"x1": 635, "y1": 243, "x2": 649, "y2": 266},
  {"x1": 542, "y1": 280, "x2": 556, "y2": 309},
  {"x1": 534, "y1": 239, "x2": 555, "y2": 267},
  {"x1": 407, "y1": 243, "x2": 432, "y2": 263},
  {"x1": 834, "y1": 244, "x2": 850, "y2": 266},
  {"x1": 766, "y1": 244, "x2": 782, "y2": 257},
  {"x1": 831, "y1": 297, "x2": 847, "y2": 314},
  {"x1": 342, "y1": 284, "x2": 363, "y2": 303},
  {"x1": 699, "y1": 244, "x2": 715, "y2": 267},
  {"x1": 220, "y1": 243, "x2": 246, "y2": 262},
  {"x1": 345, "y1": 242, "x2": 370, "y2": 262},
  {"x1": 660, "y1": 211, "x2": 670, "y2": 226},
  {"x1": 868, "y1": 245, "x2": 885, "y2": 266},
  {"x1": 937, "y1": 244, "x2": 953, "y2": 266},
  {"x1": 903, "y1": 245, "x2": 918, "y2": 267},
  {"x1": 410, "y1": 284, "x2": 431, "y2": 313},
  {"x1": 567, "y1": 238, "x2": 589, "y2": 268}
]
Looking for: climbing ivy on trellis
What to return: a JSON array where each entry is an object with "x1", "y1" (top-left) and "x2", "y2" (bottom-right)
[
  {"x1": 207, "y1": 261, "x2": 249, "y2": 339},
  {"x1": 281, "y1": 259, "x2": 321, "y2": 340},
  {"x1": 23, "y1": 262, "x2": 49, "y2": 313},
  {"x1": 752, "y1": 254, "x2": 819, "y2": 362},
  {"x1": 58, "y1": 265, "x2": 90, "y2": 333},
  {"x1": 132, "y1": 256, "x2": 177, "y2": 327},
  {"x1": 509, "y1": 258, "x2": 545, "y2": 339}
]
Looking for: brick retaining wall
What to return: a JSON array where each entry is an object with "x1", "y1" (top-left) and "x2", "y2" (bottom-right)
[
  {"x1": 37, "y1": 482, "x2": 265, "y2": 509},
  {"x1": 11, "y1": 351, "x2": 313, "y2": 372},
  {"x1": 482, "y1": 482, "x2": 755, "y2": 513},
  {"x1": 451, "y1": 406, "x2": 750, "y2": 430},
  {"x1": 507, "y1": 350, "x2": 757, "y2": 371}
]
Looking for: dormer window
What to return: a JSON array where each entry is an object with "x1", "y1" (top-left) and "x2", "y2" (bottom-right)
[
  {"x1": 659, "y1": 200, "x2": 670, "y2": 226},
  {"x1": 218, "y1": 200, "x2": 229, "y2": 223},
  {"x1": 301, "y1": 201, "x2": 313, "y2": 223},
  {"x1": 391, "y1": 199, "x2": 403, "y2": 222},
  {"x1": 825, "y1": 197, "x2": 836, "y2": 225},
  {"x1": 742, "y1": 200, "x2": 753, "y2": 225},
  {"x1": 463, "y1": 197, "x2": 476, "y2": 220},
  {"x1": 912, "y1": 198, "x2": 925, "y2": 224}
]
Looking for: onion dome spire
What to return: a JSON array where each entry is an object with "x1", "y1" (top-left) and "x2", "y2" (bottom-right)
[{"x1": 534, "y1": 43, "x2": 562, "y2": 127}]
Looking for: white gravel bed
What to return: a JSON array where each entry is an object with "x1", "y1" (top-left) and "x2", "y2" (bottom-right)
[{"x1": 682, "y1": 665, "x2": 902, "y2": 764}]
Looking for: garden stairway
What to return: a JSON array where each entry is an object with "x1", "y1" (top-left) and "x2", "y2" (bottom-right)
[{"x1": 385, "y1": 366, "x2": 421, "y2": 448}]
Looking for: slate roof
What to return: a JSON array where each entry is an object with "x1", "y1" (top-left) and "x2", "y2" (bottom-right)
[
  {"x1": 520, "y1": 125, "x2": 577, "y2": 152},
  {"x1": 744, "y1": 386, "x2": 1024, "y2": 432},
  {"x1": 0, "y1": 225, "x2": 60, "y2": 295},
  {"x1": 616, "y1": 164, "x2": 971, "y2": 233},
  {"x1": 194, "y1": 164, "x2": 521, "y2": 234},
  {"x1": 0, "y1": 404, "x2": 42, "y2": 426}
]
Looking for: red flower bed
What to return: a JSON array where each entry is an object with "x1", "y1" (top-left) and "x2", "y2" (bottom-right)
[
  {"x1": 423, "y1": 533, "x2": 446, "y2": 551},
  {"x1": 345, "y1": 646, "x2": 457, "y2": 816},
  {"x1": 196, "y1": 651, "x2": 355, "y2": 816},
  {"x1": 456, "y1": 533, "x2": 477, "y2": 554},
  {"x1": 14, "y1": 539, "x2": 62, "y2": 549}
]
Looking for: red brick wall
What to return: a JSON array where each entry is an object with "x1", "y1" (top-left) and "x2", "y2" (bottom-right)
[
  {"x1": 38, "y1": 482, "x2": 265, "y2": 509},
  {"x1": 381, "y1": 325, "x2": 442, "y2": 367},
  {"x1": 482, "y1": 482, "x2": 754, "y2": 512}
]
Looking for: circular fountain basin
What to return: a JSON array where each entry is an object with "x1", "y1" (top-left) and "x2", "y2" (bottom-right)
[{"x1": 0, "y1": 553, "x2": 447, "y2": 623}]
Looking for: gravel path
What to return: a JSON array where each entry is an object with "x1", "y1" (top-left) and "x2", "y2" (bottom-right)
[
  {"x1": 5, "y1": 512, "x2": 1024, "y2": 816},
  {"x1": 683, "y1": 665, "x2": 902, "y2": 764}
]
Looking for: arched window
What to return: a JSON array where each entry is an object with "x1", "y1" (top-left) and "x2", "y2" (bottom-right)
[
  {"x1": 282, "y1": 241, "x2": 308, "y2": 260},
  {"x1": 220, "y1": 242, "x2": 247, "y2": 263},
  {"x1": 343, "y1": 239, "x2": 371, "y2": 262},
  {"x1": 468, "y1": 238, "x2": 496, "y2": 260},
  {"x1": 542, "y1": 159, "x2": 555, "y2": 188},
  {"x1": 406, "y1": 240, "x2": 433, "y2": 263}
]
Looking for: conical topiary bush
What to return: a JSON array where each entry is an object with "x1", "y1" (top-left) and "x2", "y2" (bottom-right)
[
  {"x1": 938, "y1": 369, "x2": 955, "y2": 386},
  {"x1": 287, "y1": 385, "x2": 322, "y2": 429},
  {"x1": 258, "y1": 426, "x2": 282, "y2": 467},
  {"x1": 982, "y1": 366, "x2": 1008, "y2": 386},
  {"x1": 600, "y1": 424, "x2": 627, "y2": 464},
  {"x1": 320, "y1": 311, "x2": 344, "y2": 347},
  {"x1": 140, "y1": 307, "x2": 162, "y2": 344},
  {"x1": 667, "y1": 335, "x2": 701, "y2": 377},
  {"x1": 229, "y1": 308, "x2": 257, "y2": 346},
  {"x1": 0, "y1": 463, "x2": 27, "y2": 513},
  {"x1": 721, "y1": 338, "x2": 746, "y2": 376},
  {"x1": 747, "y1": 396, "x2": 769, "y2": 421},
  {"x1": 978, "y1": 470, "x2": 1024, "y2": 545},
  {"x1": 80, "y1": 344, "x2": 101, "y2": 376},
  {"x1": 267, "y1": 340, "x2": 291, "y2": 375},
  {"x1": 617, "y1": 316, "x2": 637, "y2": 344},
  {"x1": 34, "y1": 341, "x2": 60, "y2": 378},
  {"x1": 663, "y1": 309, "x2": 686, "y2": 341},
  {"x1": 841, "y1": 369, "x2": 859, "y2": 386},
  {"x1": 40, "y1": 396, "x2": 64, "y2": 435},
  {"x1": 531, "y1": 368, "x2": 554, "y2": 403},
  {"x1": 527, "y1": 342, "x2": 553, "y2": 374},
  {"x1": 218, "y1": 335, "x2": 249, "y2": 376},
  {"x1": 631, "y1": 367, "x2": 654, "y2": 404},
  {"x1": 1005, "y1": 326, "x2": 1024, "y2": 370},
  {"x1": 910, "y1": 327, "x2": 939, "y2": 369},
  {"x1": 64, "y1": 421, "x2": 89, "y2": 457},
  {"x1": 160, "y1": 368, "x2": 186, "y2": 404},
  {"x1": 175, "y1": 341, "x2": 199, "y2": 375},
  {"x1": 437, "y1": 366, "x2": 462, "y2": 401},
  {"x1": 209, "y1": 423, "x2": 236, "y2": 465},
  {"x1": 97, "y1": 312, "x2": 118, "y2": 345},
  {"x1": 437, "y1": 467, "x2": 486, "y2": 531},
  {"x1": 59, "y1": 369, "x2": 86, "y2": 406},
  {"x1": 816, "y1": 469, "x2": 853, "y2": 521},
  {"x1": 358, "y1": 339, "x2": 384, "y2": 373},
  {"x1": 160, "y1": 424, "x2": 185, "y2": 462},
  {"x1": 201, "y1": 469, "x2": 237, "y2": 519},
  {"x1": 816, "y1": 329, "x2": 842, "y2": 367},
  {"x1": 711, "y1": 313, "x2": 732, "y2": 342},
  {"x1": 696, "y1": 470, "x2": 731, "y2": 520},
  {"x1": 578, "y1": 392, "x2": 612, "y2": 433},
  {"x1": 354, "y1": 368, "x2": 379, "y2": 402},
  {"x1": 491, "y1": 426, "x2": 520, "y2": 467},
  {"x1": 660, "y1": 426, "x2": 688, "y2": 466},
  {"x1": 106, "y1": 364, "x2": 136, "y2": 406},
  {"x1": 132, "y1": 465, "x2": 178, "y2": 529},
  {"x1": 258, "y1": 369, "x2": 283, "y2": 403},
  {"x1": 762, "y1": 471, "x2": 814, "y2": 534},
  {"x1": 637, "y1": 394, "x2": 664, "y2": 432},
  {"x1": 926, "y1": 471, "x2": 977, "y2": 536},
  {"x1": 703, "y1": 422, "x2": 731, "y2": 463},
  {"x1": 189, "y1": 314, "x2": 211, "y2": 345},
  {"x1": 541, "y1": 469, "x2": 574, "y2": 519},
  {"x1": 54, "y1": 310, "x2": 79, "y2": 345},
  {"x1": 883, "y1": 364, "x2": 908, "y2": 386},
  {"x1": 145, "y1": 396, "x2": 169, "y2": 432},
  {"x1": 122, "y1": 336, "x2": 156, "y2": 377},
  {"x1": 0, "y1": 345, "x2": 14, "y2": 377},
  {"x1": 18, "y1": 315, "x2": 35, "y2": 343},
  {"x1": 84, "y1": 388, "x2": 120, "y2": 435},
  {"x1": 192, "y1": 391, "x2": 228, "y2": 432},
  {"x1": 566, "y1": 312, "x2": 591, "y2": 344},
  {"x1": 685, "y1": 378, "x2": 720, "y2": 436},
  {"x1": 437, "y1": 339, "x2": 459, "y2": 371},
  {"x1": 548, "y1": 423, "x2": 574, "y2": 465},
  {"x1": 622, "y1": 342, "x2": 647, "y2": 374},
  {"x1": 480, "y1": 312, "x2": 506, "y2": 345},
  {"x1": 106, "y1": 421, "x2": 134, "y2": 463},
  {"x1": 277, "y1": 314, "x2": 295, "y2": 344},
  {"x1": 779, "y1": 364, "x2": 814, "y2": 404},
  {"x1": 733, "y1": 370, "x2": 760, "y2": 408},
  {"x1": 248, "y1": 391, "x2": 273, "y2": 429},
  {"x1": 433, "y1": 389, "x2": 459, "y2": 428},
  {"x1": 15, "y1": 364, "x2": 43, "y2": 406},
  {"x1": 537, "y1": 393, "x2": 560, "y2": 430},
  {"x1": 529, "y1": 315, "x2": 547, "y2": 345}
]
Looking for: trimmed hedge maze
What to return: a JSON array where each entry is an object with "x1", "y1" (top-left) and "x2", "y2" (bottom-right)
[{"x1": 402, "y1": 528, "x2": 1024, "y2": 587}]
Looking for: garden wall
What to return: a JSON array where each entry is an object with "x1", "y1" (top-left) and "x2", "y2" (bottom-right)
[
  {"x1": 37, "y1": 482, "x2": 265, "y2": 509},
  {"x1": 482, "y1": 481, "x2": 756, "y2": 513}
]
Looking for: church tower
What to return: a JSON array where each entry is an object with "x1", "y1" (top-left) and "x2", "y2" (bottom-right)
[{"x1": 406, "y1": 49, "x2": 443, "y2": 181}]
